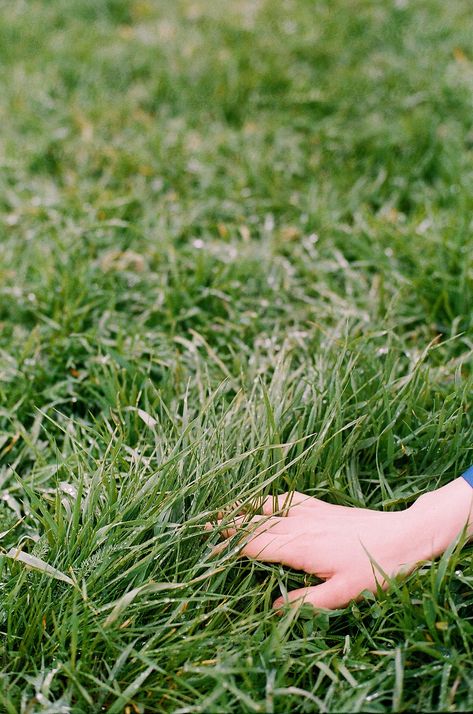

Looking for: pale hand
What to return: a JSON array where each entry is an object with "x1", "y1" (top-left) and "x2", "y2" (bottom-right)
[{"x1": 211, "y1": 478, "x2": 473, "y2": 610}]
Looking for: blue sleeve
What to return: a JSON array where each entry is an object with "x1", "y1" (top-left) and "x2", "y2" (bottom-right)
[{"x1": 462, "y1": 465, "x2": 473, "y2": 488}]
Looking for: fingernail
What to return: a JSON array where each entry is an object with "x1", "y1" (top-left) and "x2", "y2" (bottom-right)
[{"x1": 272, "y1": 598, "x2": 285, "y2": 614}]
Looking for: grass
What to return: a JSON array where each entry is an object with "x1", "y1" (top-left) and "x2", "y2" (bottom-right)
[{"x1": 0, "y1": 0, "x2": 472, "y2": 710}]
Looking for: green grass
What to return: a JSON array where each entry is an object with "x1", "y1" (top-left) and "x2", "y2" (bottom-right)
[{"x1": 1, "y1": 0, "x2": 473, "y2": 711}]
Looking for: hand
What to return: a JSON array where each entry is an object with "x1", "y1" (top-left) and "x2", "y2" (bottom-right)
[{"x1": 210, "y1": 479, "x2": 473, "y2": 611}]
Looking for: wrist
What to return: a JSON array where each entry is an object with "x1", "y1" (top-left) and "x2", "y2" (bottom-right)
[{"x1": 407, "y1": 477, "x2": 473, "y2": 561}]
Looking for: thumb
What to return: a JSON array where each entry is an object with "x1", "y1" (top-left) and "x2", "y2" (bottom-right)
[{"x1": 273, "y1": 578, "x2": 355, "y2": 611}]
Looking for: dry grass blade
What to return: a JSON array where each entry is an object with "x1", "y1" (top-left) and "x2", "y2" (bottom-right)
[{"x1": 6, "y1": 549, "x2": 74, "y2": 586}]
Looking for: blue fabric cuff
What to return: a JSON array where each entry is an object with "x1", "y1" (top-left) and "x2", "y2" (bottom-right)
[{"x1": 462, "y1": 465, "x2": 473, "y2": 488}]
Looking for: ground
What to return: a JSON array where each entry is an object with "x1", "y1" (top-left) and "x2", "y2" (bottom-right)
[{"x1": 0, "y1": 0, "x2": 472, "y2": 711}]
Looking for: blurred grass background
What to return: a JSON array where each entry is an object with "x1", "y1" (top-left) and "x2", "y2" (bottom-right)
[{"x1": 0, "y1": 0, "x2": 472, "y2": 711}]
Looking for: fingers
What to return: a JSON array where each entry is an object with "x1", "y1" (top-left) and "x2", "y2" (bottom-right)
[
  {"x1": 206, "y1": 515, "x2": 300, "y2": 563},
  {"x1": 216, "y1": 514, "x2": 290, "y2": 539},
  {"x1": 239, "y1": 532, "x2": 293, "y2": 561},
  {"x1": 261, "y1": 491, "x2": 321, "y2": 516},
  {"x1": 205, "y1": 514, "x2": 290, "y2": 559},
  {"x1": 215, "y1": 490, "x2": 328, "y2": 521},
  {"x1": 273, "y1": 577, "x2": 356, "y2": 611},
  {"x1": 208, "y1": 529, "x2": 291, "y2": 562},
  {"x1": 207, "y1": 539, "x2": 234, "y2": 558}
]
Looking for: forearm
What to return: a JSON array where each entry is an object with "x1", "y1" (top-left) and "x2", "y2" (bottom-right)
[{"x1": 408, "y1": 476, "x2": 473, "y2": 560}]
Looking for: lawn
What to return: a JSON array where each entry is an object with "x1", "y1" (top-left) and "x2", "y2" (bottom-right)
[{"x1": 0, "y1": 0, "x2": 472, "y2": 711}]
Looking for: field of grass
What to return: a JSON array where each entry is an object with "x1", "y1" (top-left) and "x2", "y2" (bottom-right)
[{"x1": 1, "y1": 0, "x2": 473, "y2": 711}]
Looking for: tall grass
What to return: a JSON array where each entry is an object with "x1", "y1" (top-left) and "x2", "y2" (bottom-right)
[{"x1": 0, "y1": 0, "x2": 472, "y2": 711}]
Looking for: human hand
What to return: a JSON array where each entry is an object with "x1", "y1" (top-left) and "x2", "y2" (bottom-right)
[{"x1": 210, "y1": 479, "x2": 473, "y2": 610}]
